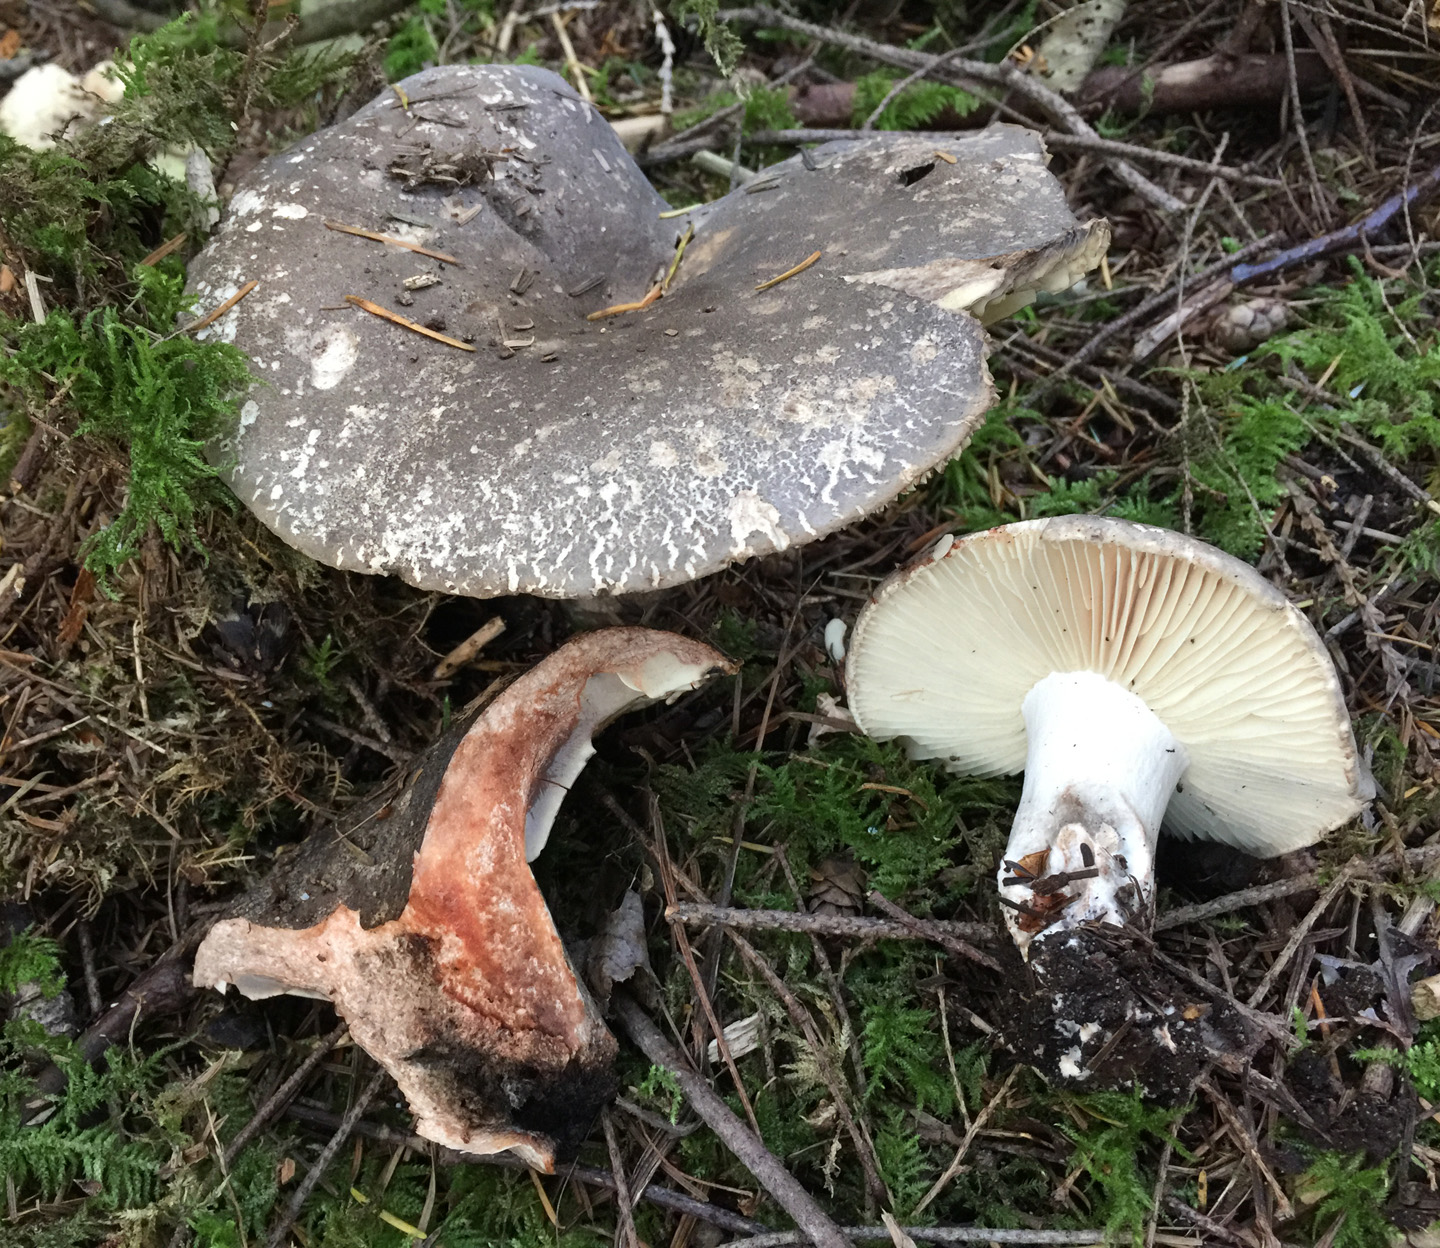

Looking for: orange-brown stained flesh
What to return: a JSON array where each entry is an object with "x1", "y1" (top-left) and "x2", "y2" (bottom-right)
[{"x1": 193, "y1": 628, "x2": 733, "y2": 1170}]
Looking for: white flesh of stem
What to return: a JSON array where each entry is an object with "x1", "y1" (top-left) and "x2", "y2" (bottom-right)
[{"x1": 1000, "y1": 670, "x2": 1189, "y2": 956}]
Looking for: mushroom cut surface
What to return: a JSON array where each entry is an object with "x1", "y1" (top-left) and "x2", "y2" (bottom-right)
[
  {"x1": 192, "y1": 628, "x2": 733, "y2": 1169},
  {"x1": 847, "y1": 516, "x2": 1370, "y2": 855},
  {"x1": 188, "y1": 64, "x2": 1104, "y2": 598}
]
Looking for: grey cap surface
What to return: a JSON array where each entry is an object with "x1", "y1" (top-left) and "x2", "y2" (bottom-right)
[{"x1": 189, "y1": 65, "x2": 1103, "y2": 598}]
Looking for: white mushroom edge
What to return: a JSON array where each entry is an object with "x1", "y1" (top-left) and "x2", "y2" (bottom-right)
[{"x1": 845, "y1": 516, "x2": 1374, "y2": 957}]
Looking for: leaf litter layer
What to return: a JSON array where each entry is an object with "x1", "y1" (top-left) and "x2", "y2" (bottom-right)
[{"x1": 1, "y1": 0, "x2": 1439, "y2": 1245}]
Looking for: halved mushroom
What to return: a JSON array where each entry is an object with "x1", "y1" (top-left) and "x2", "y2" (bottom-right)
[
  {"x1": 192, "y1": 628, "x2": 733, "y2": 1169},
  {"x1": 845, "y1": 516, "x2": 1372, "y2": 956},
  {"x1": 187, "y1": 63, "x2": 1105, "y2": 599}
]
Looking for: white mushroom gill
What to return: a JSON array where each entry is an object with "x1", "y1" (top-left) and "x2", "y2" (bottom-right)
[
  {"x1": 846, "y1": 517, "x2": 1372, "y2": 959},
  {"x1": 523, "y1": 656, "x2": 722, "y2": 860},
  {"x1": 1000, "y1": 671, "x2": 1188, "y2": 955}
]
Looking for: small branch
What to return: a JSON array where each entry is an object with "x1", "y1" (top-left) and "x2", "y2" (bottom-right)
[
  {"x1": 1230, "y1": 161, "x2": 1440, "y2": 284},
  {"x1": 283, "y1": 1102, "x2": 770, "y2": 1236},
  {"x1": 865, "y1": 891, "x2": 1002, "y2": 973},
  {"x1": 861, "y1": 47, "x2": 968, "y2": 130},
  {"x1": 1034, "y1": 234, "x2": 1276, "y2": 398},
  {"x1": 1245, "y1": 861, "x2": 1357, "y2": 1008},
  {"x1": 612, "y1": 994, "x2": 854, "y2": 1248},
  {"x1": 265, "y1": 1066, "x2": 388, "y2": 1248},
  {"x1": 728, "y1": 1227, "x2": 1112, "y2": 1246},
  {"x1": 1154, "y1": 845, "x2": 1440, "y2": 931},
  {"x1": 666, "y1": 902, "x2": 994, "y2": 945},
  {"x1": 600, "y1": 1110, "x2": 641, "y2": 1248},
  {"x1": 716, "y1": 6, "x2": 1182, "y2": 212},
  {"x1": 744, "y1": 128, "x2": 1281, "y2": 189}
]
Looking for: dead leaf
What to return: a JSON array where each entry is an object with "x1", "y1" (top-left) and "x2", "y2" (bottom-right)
[
  {"x1": 585, "y1": 889, "x2": 650, "y2": 1005},
  {"x1": 0, "y1": 30, "x2": 21, "y2": 60}
]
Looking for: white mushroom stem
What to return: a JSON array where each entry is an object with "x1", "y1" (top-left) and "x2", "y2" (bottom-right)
[{"x1": 999, "y1": 670, "x2": 1189, "y2": 955}]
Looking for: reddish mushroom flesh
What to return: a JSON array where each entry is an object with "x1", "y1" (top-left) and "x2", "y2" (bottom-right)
[{"x1": 193, "y1": 628, "x2": 733, "y2": 1168}]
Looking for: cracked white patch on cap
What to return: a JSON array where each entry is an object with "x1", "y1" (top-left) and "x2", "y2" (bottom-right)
[
  {"x1": 307, "y1": 324, "x2": 359, "y2": 391},
  {"x1": 728, "y1": 491, "x2": 785, "y2": 554}
]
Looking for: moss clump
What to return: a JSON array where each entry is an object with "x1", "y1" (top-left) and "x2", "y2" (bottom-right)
[
  {"x1": 0, "y1": 10, "x2": 353, "y2": 579},
  {"x1": 0, "y1": 265, "x2": 252, "y2": 579}
]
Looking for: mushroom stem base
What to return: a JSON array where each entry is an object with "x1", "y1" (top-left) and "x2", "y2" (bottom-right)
[{"x1": 1000, "y1": 670, "x2": 1188, "y2": 956}]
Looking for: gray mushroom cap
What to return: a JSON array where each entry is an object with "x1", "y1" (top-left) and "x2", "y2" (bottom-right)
[{"x1": 189, "y1": 64, "x2": 1105, "y2": 598}]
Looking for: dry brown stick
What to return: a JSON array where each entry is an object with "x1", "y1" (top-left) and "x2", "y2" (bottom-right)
[
  {"x1": 746, "y1": 128, "x2": 1281, "y2": 188},
  {"x1": 722, "y1": 928, "x2": 890, "y2": 1208},
  {"x1": 225, "y1": 1022, "x2": 350, "y2": 1167},
  {"x1": 344, "y1": 295, "x2": 476, "y2": 351},
  {"x1": 716, "y1": 5, "x2": 1182, "y2": 212},
  {"x1": 639, "y1": 797, "x2": 763, "y2": 1137},
  {"x1": 1161, "y1": 1198, "x2": 1254, "y2": 1248},
  {"x1": 283, "y1": 1102, "x2": 769, "y2": 1236},
  {"x1": 183, "y1": 281, "x2": 257, "y2": 332},
  {"x1": 726, "y1": 1227, "x2": 1111, "y2": 1246},
  {"x1": 264, "y1": 1065, "x2": 388, "y2": 1248},
  {"x1": 601, "y1": 1109, "x2": 641, "y2": 1248},
  {"x1": 1033, "y1": 235, "x2": 1277, "y2": 397},
  {"x1": 613, "y1": 993, "x2": 854, "y2": 1248},
  {"x1": 860, "y1": 46, "x2": 969, "y2": 130},
  {"x1": 168, "y1": 1023, "x2": 352, "y2": 1248},
  {"x1": 1155, "y1": 845, "x2": 1440, "y2": 931},
  {"x1": 1245, "y1": 860, "x2": 1357, "y2": 1009},
  {"x1": 771, "y1": 849, "x2": 874, "y2": 1155},
  {"x1": 865, "y1": 891, "x2": 1002, "y2": 973},
  {"x1": 913, "y1": 1067, "x2": 1019, "y2": 1214},
  {"x1": 1197, "y1": 1077, "x2": 1292, "y2": 1222},
  {"x1": 666, "y1": 902, "x2": 994, "y2": 945}
]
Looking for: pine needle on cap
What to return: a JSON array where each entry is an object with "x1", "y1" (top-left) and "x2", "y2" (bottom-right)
[
  {"x1": 344, "y1": 295, "x2": 476, "y2": 351},
  {"x1": 755, "y1": 250, "x2": 821, "y2": 292}
]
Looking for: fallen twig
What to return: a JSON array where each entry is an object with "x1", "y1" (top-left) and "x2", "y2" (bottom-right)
[
  {"x1": 1245, "y1": 861, "x2": 1356, "y2": 1008},
  {"x1": 265, "y1": 1065, "x2": 388, "y2": 1248},
  {"x1": 745, "y1": 129, "x2": 1281, "y2": 188},
  {"x1": 723, "y1": 928, "x2": 890, "y2": 1206},
  {"x1": 1154, "y1": 844, "x2": 1440, "y2": 931},
  {"x1": 324, "y1": 219, "x2": 462, "y2": 266},
  {"x1": 725, "y1": 1227, "x2": 1111, "y2": 1245},
  {"x1": 865, "y1": 890, "x2": 1002, "y2": 973},
  {"x1": 283, "y1": 1102, "x2": 770, "y2": 1234},
  {"x1": 716, "y1": 6, "x2": 1183, "y2": 213},
  {"x1": 1034, "y1": 234, "x2": 1276, "y2": 397},
  {"x1": 1230, "y1": 161, "x2": 1440, "y2": 284},
  {"x1": 755, "y1": 251, "x2": 821, "y2": 292},
  {"x1": 612, "y1": 993, "x2": 855, "y2": 1248},
  {"x1": 185, "y1": 281, "x2": 257, "y2": 332},
  {"x1": 587, "y1": 282, "x2": 662, "y2": 320},
  {"x1": 666, "y1": 902, "x2": 994, "y2": 945}
]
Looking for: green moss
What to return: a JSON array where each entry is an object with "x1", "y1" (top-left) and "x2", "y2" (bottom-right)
[
  {"x1": 850, "y1": 69, "x2": 979, "y2": 130},
  {"x1": 0, "y1": 267, "x2": 252, "y2": 581}
]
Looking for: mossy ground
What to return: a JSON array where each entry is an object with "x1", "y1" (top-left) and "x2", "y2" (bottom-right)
[{"x1": 2, "y1": 1, "x2": 1439, "y2": 1245}]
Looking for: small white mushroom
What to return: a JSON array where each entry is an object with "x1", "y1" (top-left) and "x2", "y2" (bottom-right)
[{"x1": 846, "y1": 516, "x2": 1373, "y2": 957}]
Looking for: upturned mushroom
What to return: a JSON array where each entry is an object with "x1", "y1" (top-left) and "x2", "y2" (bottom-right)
[
  {"x1": 192, "y1": 628, "x2": 733, "y2": 1168},
  {"x1": 187, "y1": 63, "x2": 1106, "y2": 599},
  {"x1": 845, "y1": 516, "x2": 1372, "y2": 955}
]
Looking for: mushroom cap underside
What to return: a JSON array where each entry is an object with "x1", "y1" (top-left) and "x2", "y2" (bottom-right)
[
  {"x1": 846, "y1": 516, "x2": 1372, "y2": 855},
  {"x1": 188, "y1": 63, "x2": 1105, "y2": 598},
  {"x1": 192, "y1": 628, "x2": 734, "y2": 1167}
]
